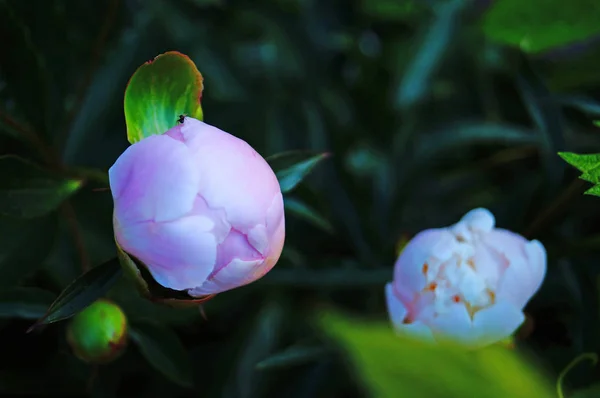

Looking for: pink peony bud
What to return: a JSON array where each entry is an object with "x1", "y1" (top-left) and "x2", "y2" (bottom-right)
[
  {"x1": 109, "y1": 117, "x2": 285, "y2": 296},
  {"x1": 385, "y1": 208, "x2": 546, "y2": 348}
]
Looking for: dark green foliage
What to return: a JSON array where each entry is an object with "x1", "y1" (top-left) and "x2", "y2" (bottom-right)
[{"x1": 1, "y1": 0, "x2": 600, "y2": 397}]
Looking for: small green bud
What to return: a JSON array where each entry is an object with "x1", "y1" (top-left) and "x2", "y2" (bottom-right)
[{"x1": 66, "y1": 299, "x2": 128, "y2": 364}]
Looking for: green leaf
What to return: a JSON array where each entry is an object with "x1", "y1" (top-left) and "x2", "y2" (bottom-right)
[
  {"x1": 0, "y1": 287, "x2": 55, "y2": 319},
  {"x1": 27, "y1": 257, "x2": 122, "y2": 331},
  {"x1": 558, "y1": 152, "x2": 600, "y2": 195},
  {"x1": 482, "y1": 0, "x2": 600, "y2": 54},
  {"x1": 395, "y1": 0, "x2": 467, "y2": 109},
  {"x1": 124, "y1": 51, "x2": 204, "y2": 144},
  {"x1": 318, "y1": 310, "x2": 554, "y2": 398},
  {"x1": 266, "y1": 151, "x2": 330, "y2": 193},
  {"x1": 256, "y1": 345, "x2": 328, "y2": 370},
  {"x1": 0, "y1": 156, "x2": 82, "y2": 218},
  {"x1": 284, "y1": 197, "x2": 333, "y2": 233},
  {"x1": 129, "y1": 321, "x2": 193, "y2": 388}
]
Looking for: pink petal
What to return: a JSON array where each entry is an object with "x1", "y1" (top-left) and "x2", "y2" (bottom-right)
[
  {"x1": 188, "y1": 258, "x2": 263, "y2": 296},
  {"x1": 109, "y1": 135, "x2": 199, "y2": 224},
  {"x1": 169, "y1": 119, "x2": 282, "y2": 237},
  {"x1": 116, "y1": 215, "x2": 216, "y2": 291},
  {"x1": 385, "y1": 283, "x2": 408, "y2": 327}
]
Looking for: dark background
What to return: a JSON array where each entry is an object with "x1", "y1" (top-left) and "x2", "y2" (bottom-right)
[{"x1": 2, "y1": 0, "x2": 600, "y2": 397}]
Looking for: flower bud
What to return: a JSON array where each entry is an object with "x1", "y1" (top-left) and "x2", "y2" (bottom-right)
[
  {"x1": 385, "y1": 208, "x2": 546, "y2": 348},
  {"x1": 109, "y1": 117, "x2": 285, "y2": 300},
  {"x1": 66, "y1": 299, "x2": 128, "y2": 363}
]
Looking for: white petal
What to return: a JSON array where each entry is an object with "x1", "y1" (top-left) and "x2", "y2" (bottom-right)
[
  {"x1": 427, "y1": 303, "x2": 473, "y2": 344},
  {"x1": 460, "y1": 208, "x2": 495, "y2": 232},
  {"x1": 472, "y1": 301, "x2": 525, "y2": 347},
  {"x1": 394, "y1": 321, "x2": 436, "y2": 343}
]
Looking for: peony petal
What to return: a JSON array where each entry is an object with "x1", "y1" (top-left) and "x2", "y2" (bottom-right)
[
  {"x1": 472, "y1": 301, "x2": 525, "y2": 347},
  {"x1": 394, "y1": 321, "x2": 436, "y2": 343},
  {"x1": 394, "y1": 229, "x2": 456, "y2": 294},
  {"x1": 116, "y1": 215, "x2": 216, "y2": 291},
  {"x1": 524, "y1": 240, "x2": 547, "y2": 297},
  {"x1": 109, "y1": 134, "x2": 199, "y2": 225},
  {"x1": 427, "y1": 303, "x2": 473, "y2": 344},
  {"x1": 385, "y1": 283, "x2": 408, "y2": 327},
  {"x1": 171, "y1": 119, "x2": 282, "y2": 234},
  {"x1": 187, "y1": 258, "x2": 263, "y2": 296},
  {"x1": 459, "y1": 208, "x2": 495, "y2": 233}
]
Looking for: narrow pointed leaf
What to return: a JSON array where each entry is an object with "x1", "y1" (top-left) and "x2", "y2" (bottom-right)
[
  {"x1": 28, "y1": 258, "x2": 122, "y2": 331},
  {"x1": 0, "y1": 288, "x2": 55, "y2": 319},
  {"x1": 130, "y1": 321, "x2": 193, "y2": 388},
  {"x1": 0, "y1": 156, "x2": 82, "y2": 218},
  {"x1": 256, "y1": 345, "x2": 329, "y2": 370},
  {"x1": 284, "y1": 197, "x2": 333, "y2": 233},
  {"x1": 266, "y1": 151, "x2": 330, "y2": 193},
  {"x1": 124, "y1": 51, "x2": 204, "y2": 144}
]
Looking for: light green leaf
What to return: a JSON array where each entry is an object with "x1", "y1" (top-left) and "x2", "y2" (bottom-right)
[
  {"x1": 0, "y1": 287, "x2": 55, "y2": 319},
  {"x1": 130, "y1": 321, "x2": 193, "y2": 388},
  {"x1": 483, "y1": 0, "x2": 600, "y2": 54},
  {"x1": 318, "y1": 310, "x2": 554, "y2": 398},
  {"x1": 558, "y1": 152, "x2": 600, "y2": 196},
  {"x1": 124, "y1": 51, "x2": 204, "y2": 144},
  {"x1": 0, "y1": 156, "x2": 82, "y2": 218},
  {"x1": 27, "y1": 258, "x2": 122, "y2": 331},
  {"x1": 266, "y1": 151, "x2": 330, "y2": 193}
]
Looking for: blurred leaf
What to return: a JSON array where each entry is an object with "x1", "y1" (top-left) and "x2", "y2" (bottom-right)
[
  {"x1": 0, "y1": 214, "x2": 57, "y2": 288},
  {"x1": 130, "y1": 321, "x2": 193, "y2": 388},
  {"x1": 0, "y1": 155, "x2": 82, "y2": 218},
  {"x1": 558, "y1": 152, "x2": 600, "y2": 196},
  {"x1": 318, "y1": 310, "x2": 554, "y2": 398},
  {"x1": 395, "y1": 0, "x2": 467, "y2": 109},
  {"x1": 555, "y1": 95, "x2": 600, "y2": 118},
  {"x1": 284, "y1": 197, "x2": 333, "y2": 233},
  {"x1": 414, "y1": 123, "x2": 539, "y2": 160},
  {"x1": 482, "y1": 0, "x2": 600, "y2": 54},
  {"x1": 0, "y1": 287, "x2": 55, "y2": 319},
  {"x1": 28, "y1": 257, "x2": 122, "y2": 330},
  {"x1": 124, "y1": 51, "x2": 204, "y2": 144},
  {"x1": 515, "y1": 55, "x2": 565, "y2": 189},
  {"x1": 360, "y1": 0, "x2": 426, "y2": 22},
  {"x1": 222, "y1": 298, "x2": 285, "y2": 398},
  {"x1": 256, "y1": 345, "x2": 329, "y2": 370},
  {"x1": 266, "y1": 151, "x2": 330, "y2": 193}
]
